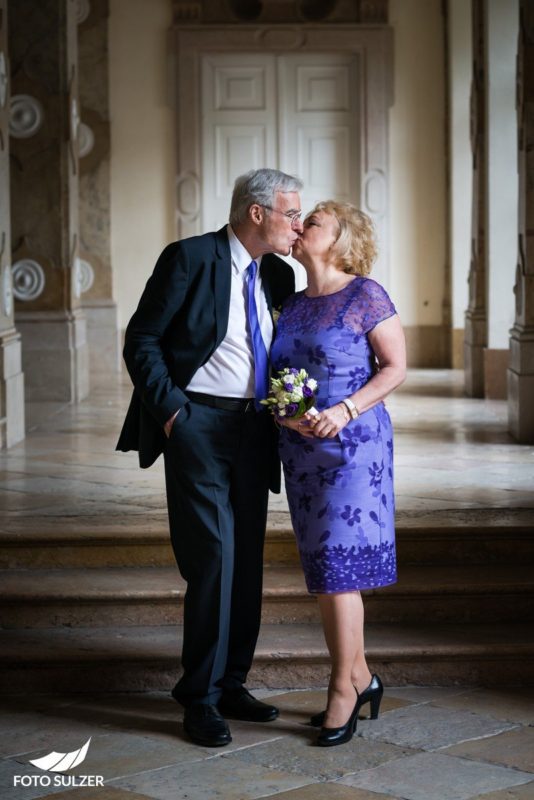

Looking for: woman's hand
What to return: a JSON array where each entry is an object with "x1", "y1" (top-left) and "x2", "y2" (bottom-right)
[
  {"x1": 278, "y1": 416, "x2": 316, "y2": 437},
  {"x1": 307, "y1": 403, "x2": 350, "y2": 438}
]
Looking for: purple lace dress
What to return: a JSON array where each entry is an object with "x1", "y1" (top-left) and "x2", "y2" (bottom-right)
[{"x1": 271, "y1": 277, "x2": 398, "y2": 593}]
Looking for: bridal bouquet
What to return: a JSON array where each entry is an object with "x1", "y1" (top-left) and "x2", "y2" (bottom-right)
[{"x1": 261, "y1": 368, "x2": 319, "y2": 420}]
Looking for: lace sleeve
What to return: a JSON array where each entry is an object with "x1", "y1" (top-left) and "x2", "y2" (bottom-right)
[{"x1": 344, "y1": 278, "x2": 397, "y2": 335}]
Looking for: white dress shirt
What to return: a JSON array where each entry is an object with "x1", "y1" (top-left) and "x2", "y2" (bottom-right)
[{"x1": 186, "y1": 225, "x2": 274, "y2": 398}]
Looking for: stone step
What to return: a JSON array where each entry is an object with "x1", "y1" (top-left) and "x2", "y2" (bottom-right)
[
  {"x1": 0, "y1": 622, "x2": 532, "y2": 691},
  {"x1": 1, "y1": 564, "x2": 533, "y2": 627},
  {"x1": 1, "y1": 508, "x2": 533, "y2": 568}
]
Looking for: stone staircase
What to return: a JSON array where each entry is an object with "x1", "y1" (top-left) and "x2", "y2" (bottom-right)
[{"x1": 1, "y1": 508, "x2": 533, "y2": 692}]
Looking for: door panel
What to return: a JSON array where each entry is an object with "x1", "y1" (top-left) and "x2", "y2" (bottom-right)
[
  {"x1": 202, "y1": 52, "x2": 360, "y2": 286},
  {"x1": 202, "y1": 54, "x2": 277, "y2": 229},
  {"x1": 278, "y1": 53, "x2": 360, "y2": 286},
  {"x1": 297, "y1": 126, "x2": 352, "y2": 195},
  {"x1": 214, "y1": 125, "x2": 269, "y2": 193},
  {"x1": 295, "y1": 65, "x2": 351, "y2": 112},
  {"x1": 279, "y1": 53, "x2": 359, "y2": 205},
  {"x1": 214, "y1": 66, "x2": 267, "y2": 110}
]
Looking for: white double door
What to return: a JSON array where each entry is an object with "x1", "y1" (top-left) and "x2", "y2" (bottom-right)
[{"x1": 201, "y1": 51, "x2": 360, "y2": 287}]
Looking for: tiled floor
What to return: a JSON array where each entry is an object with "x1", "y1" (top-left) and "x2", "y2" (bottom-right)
[
  {"x1": 0, "y1": 687, "x2": 532, "y2": 799},
  {"x1": 1, "y1": 370, "x2": 533, "y2": 798},
  {"x1": 0, "y1": 369, "x2": 533, "y2": 522}
]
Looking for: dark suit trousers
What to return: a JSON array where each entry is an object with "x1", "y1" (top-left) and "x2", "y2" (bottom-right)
[{"x1": 163, "y1": 399, "x2": 272, "y2": 706}]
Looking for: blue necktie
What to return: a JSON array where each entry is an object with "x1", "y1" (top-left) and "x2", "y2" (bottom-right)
[{"x1": 246, "y1": 260, "x2": 269, "y2": 411}]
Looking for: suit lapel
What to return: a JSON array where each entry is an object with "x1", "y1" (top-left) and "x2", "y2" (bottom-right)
[{"x1": 213, "y1": 226, "x2": 232, "y2": 347}]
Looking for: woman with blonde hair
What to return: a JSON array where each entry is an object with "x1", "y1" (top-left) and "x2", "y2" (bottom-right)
[{"x1": 271, "y1": 201, "x2": 406, "y2": 746}]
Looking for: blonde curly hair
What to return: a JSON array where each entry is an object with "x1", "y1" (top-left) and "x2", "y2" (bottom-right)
[{"x1": 310, "y1": 201, "x2": 378, "y2": 276}]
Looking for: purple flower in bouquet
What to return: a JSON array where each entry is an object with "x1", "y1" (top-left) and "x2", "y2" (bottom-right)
[
  {"x1": 260, "y1": 368, "x2": 319, "y2": 420},
  {"x1": 285, "y1": 403, "x2": 299, "y2": 417}
]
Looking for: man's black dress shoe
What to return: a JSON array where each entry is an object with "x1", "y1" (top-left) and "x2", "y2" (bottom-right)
[
  {"x1": 183, "y1": 704, "x2": 232, "y2": 747},
  {"x1": 218, "y1": 687, "x2": 279, "y2": 722}
]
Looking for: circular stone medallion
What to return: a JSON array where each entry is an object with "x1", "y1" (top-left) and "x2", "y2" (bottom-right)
[
  {"x1": 12, "y1": 259, "x2": 46, "y2": 301},
  {"x1": 9, "y1": 95, "x2": 44, "y2": 139}
]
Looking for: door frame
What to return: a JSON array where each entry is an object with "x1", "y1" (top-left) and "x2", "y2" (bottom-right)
[{"x1": 171, "y1": 24, "x2": 393, "y2": 282}]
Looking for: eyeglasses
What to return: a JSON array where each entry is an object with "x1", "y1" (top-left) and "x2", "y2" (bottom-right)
[{"x1": 261, "y1": 205, "x2": 302, "y2": 225}]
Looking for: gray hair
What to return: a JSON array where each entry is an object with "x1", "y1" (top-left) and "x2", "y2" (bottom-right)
[{"x1": 229, "y1": 168, "x2": 303, "y2": 226}]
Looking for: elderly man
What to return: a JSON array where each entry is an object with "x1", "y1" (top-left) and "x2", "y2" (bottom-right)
[{"x1": 117, "y1": 169, "x2": 302, "y2": 746}]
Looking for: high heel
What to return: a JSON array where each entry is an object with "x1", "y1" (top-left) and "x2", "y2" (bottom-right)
[
  {"x1": 310, "y1": 674, "x2": 383, "y2": 727},
  {"x1": 360, "y1": 674, "x2": 383, "y2": 720},
  {"x1": 316, "y1": 698, "x2": 360, "y2": 747}
]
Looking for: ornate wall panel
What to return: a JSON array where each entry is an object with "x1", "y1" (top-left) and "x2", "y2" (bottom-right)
[
  {"x1": 78, "y1": 0, "x2": 112, "y2": 302},
  {"x1": 9, "y1": 0, "x2": 89, "y2": 403},
  {"x1": 172, "y1": 0, "x2": 388, "y2": 24},
  {"x1": 77, "y1": 0, "x2": 119, "y2": 374},
  {"x1": 9, "y1": 0, "x2": 80, "y2": 312}
]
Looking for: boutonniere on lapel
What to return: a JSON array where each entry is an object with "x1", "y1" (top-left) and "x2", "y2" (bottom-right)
[{"x1": 272, "y1": 306, "x2": 282, "y2": 328}]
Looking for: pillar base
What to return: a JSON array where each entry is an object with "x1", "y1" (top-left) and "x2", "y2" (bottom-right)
[
  {"x1": 464, "y1": 311, "x2": 486, "y2": 397},
  {"x1": 0, "y1": 328, "x2": 25, "y2": 448},
  {"x1": 17, "y1": 310, "x2": 89, "y2": 403},
  {"x1": 452, "y1": 328, "x2": 465, "y2": 369},
  {"x1": 483, "y1": 348, "x2": 509, "y2": 399},
  {"x1": 464, "y1": 341, "x2": 485, "y2": 396},
  {"x1": 508, "y1": 325, "x2": 534, "y2": 442},
  {"x1": 508, "y1": 369, "x2": 534, "y2": 442},
  {"x1": 82, "y1": 300, "x2": 121, "y2": 375}
]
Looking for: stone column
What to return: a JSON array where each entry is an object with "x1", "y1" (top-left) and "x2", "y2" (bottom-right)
[
  {"x1": 9, "y1": 0, "x2": 89, "y2": 402},
  {"x1": 448, "y1": 0, "x2": 472, "y2": 369},
  {"x1": 78, "y1": 0, "x2": 120, "y2": 375},
  {"x1": 508, "y1": 0, "x2": 534, "y2": 442},
  {"x1": 484, "y1": 0, "x2": 519, "y2": 399},
  {"x1": 464, "y1": 0, "x2": 488, "y2": 397},
  {"x1": 0, "y1": 0, "x2": 24, "y2": 446}
]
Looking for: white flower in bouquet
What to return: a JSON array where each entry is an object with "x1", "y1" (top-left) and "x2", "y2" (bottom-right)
[{"x1": 260, "y1": 368, "x2": 319, "y2": 421}]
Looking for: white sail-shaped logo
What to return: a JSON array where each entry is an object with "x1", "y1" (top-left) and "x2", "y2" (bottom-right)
[{"x1": 29, "y1": 737, "x2": 92, "y2": 773}]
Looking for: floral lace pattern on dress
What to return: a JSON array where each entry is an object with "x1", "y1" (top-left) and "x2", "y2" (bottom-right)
[
  {"x1": 271, "y1": 276, "x2": 398, "y2": 594},
  {"x1": 279, "y1": 277, "x2": 396, "y2": 336}
]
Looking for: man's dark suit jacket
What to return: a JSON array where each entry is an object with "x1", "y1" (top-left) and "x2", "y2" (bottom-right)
[{"x1": 116, "y1": 226, "x2": 295, "y2": 491}]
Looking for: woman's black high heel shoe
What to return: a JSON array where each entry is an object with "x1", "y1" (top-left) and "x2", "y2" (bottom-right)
[
  {"x1": 310, "y1": 674, "x2": 384, "y2": 728},
  {"x1": 316, "y1": 697, "x2": 360, "y2": 747}
]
